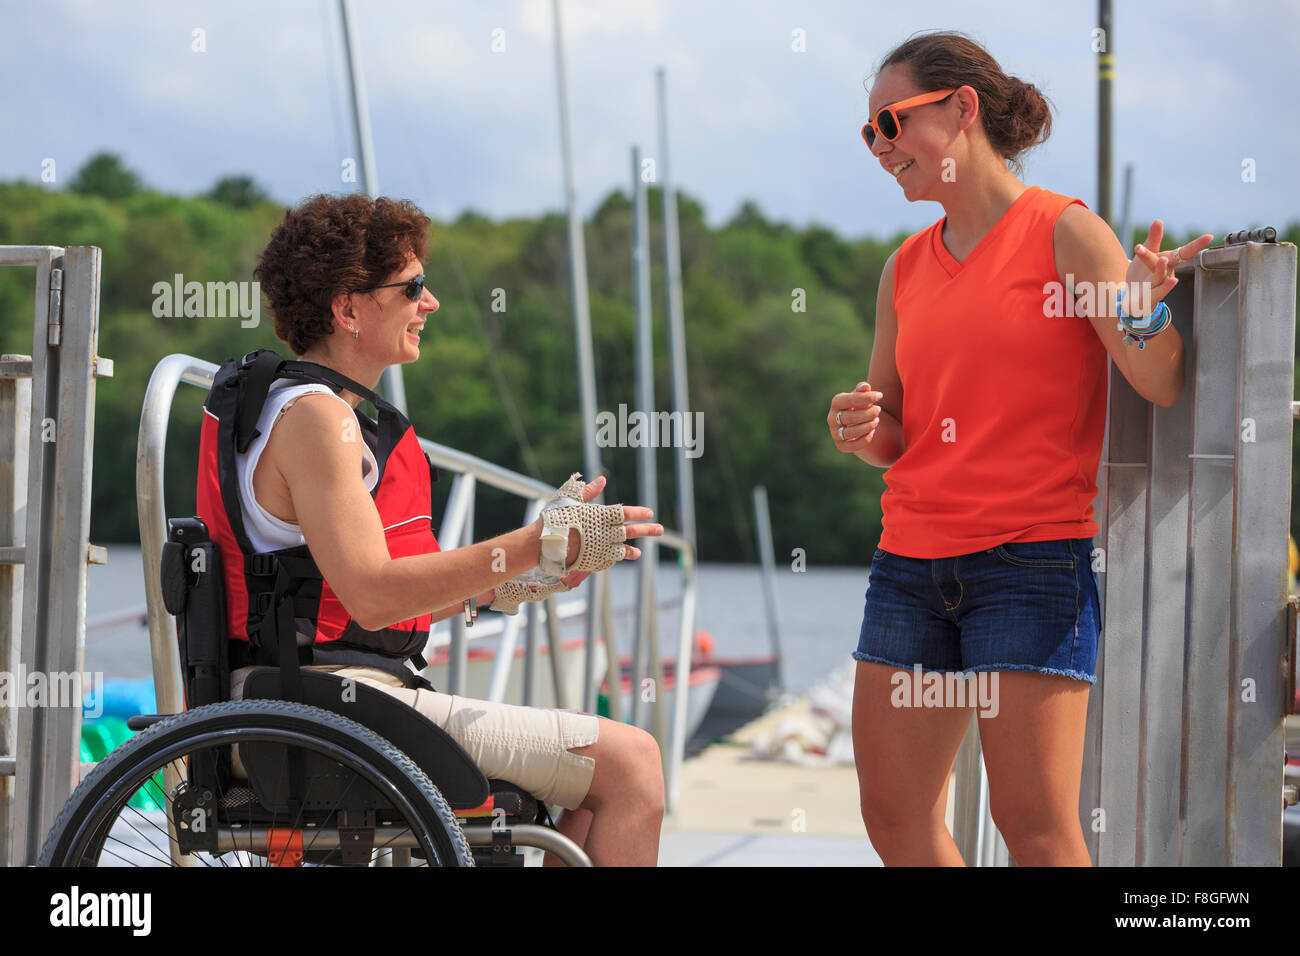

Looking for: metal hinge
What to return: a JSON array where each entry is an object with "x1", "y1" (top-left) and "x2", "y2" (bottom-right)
[
  {"x1": 47, "y1": 267, "x2": 63, "y2": 346},
  {"x1": 1224, "y1": 227, "x2": 1277, "y2": 245}
]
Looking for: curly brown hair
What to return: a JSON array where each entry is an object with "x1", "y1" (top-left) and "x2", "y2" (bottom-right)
[
  {"x1": 253, "y1": 194, "x2": 431, "y2": 354},
  {"x1": 871, "y1": 31, "x2": 1054, "y2": 178}
]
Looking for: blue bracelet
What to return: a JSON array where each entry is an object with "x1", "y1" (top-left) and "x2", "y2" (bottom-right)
[{"x1": 1116, "y1": 288, "x2": 1171, "y2": 349}]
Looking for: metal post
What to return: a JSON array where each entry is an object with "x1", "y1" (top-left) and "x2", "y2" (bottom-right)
[
  {"x1": 1093, "y1": 322, "x2": 1154, "y2": 866},
  {"x1": 656, "y1": 68, "x2": 697, "y2": 551},
  {"x1": 0, "y1": 353, "x2": 31, "y2": 868},
  {"x1": 486, "y1": 498, "x2": 543, "y2": 702},
  {"x1": 338, "y1": 0, "x2": 407, "y2": 414},
  {"x1": 1097, "y1": 0, "x2": 1113, "y2": 226},
  {"x1": 544, "y1": 596, "x2": 568, "y2": 711},
  {"x1": 663, "y1": 531, "x2": 696, "y2": 814},
  {"x1": 446, "y1": 476, "x2": 474, "y2": 696},
  {"x1": 10, "y1": 246, "x2": 105, "y2": 866},
  {"x1": 552, "y1": 0, "x2": 605, "y2": 714},
  {"x1": 752, "y1": 486, "x2": 784, "y2": 680},
  {"x1": 1117, "y1": 163, "x2": 1133, "y2": 250},
  {"x1": 1224, "y1": 243, "x2": 1295, "y2": 862},
  {"x1": 523, "y1": 601, "x2": 539, "y2": 707},
  {"x1": 600, "y1": 574, "x2": 623, "y2": 721},
  {"x1": 1138, "y1": 275, "x2": 1195, "y2": 865},
  {"x1": 630, "y1": 145, "x2": 659, "y2": 730}
]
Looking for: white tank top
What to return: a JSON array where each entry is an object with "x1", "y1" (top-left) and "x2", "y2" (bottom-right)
[{"x1": 234, "y1": 381, "x2": 379, "y2": 553}]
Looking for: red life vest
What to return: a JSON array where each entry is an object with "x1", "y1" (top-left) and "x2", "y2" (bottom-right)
[{"x1": 196, "y1": 350, "x2": 439, "y2": 686}]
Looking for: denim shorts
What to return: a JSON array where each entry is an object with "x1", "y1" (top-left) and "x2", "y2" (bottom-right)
[{"x1": 853, "y1": 538, "x2": 1101, "y2": 683}]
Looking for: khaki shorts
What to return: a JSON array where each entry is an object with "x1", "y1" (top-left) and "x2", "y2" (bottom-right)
[{"x1": 230, "y1": 665, "x2": 600, "y2": 810}]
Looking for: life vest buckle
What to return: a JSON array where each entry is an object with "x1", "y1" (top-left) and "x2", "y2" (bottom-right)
[{"x1": 246, "y1": 553, "x2": 278, "y2": 577}]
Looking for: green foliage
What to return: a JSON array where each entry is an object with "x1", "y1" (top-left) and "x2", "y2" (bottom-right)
[
  {"x1": 1, "y1": 170, "x2": 1295, "y2": 565},
  {"x1": 69, "y1": 153, "x2": 142, "y2": 201},
  {"x1": 206, "y1": 175, "x2": 270, "y2": 209}
]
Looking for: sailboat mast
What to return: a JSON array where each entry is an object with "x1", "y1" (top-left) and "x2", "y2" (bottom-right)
[
  {"x1": 552, "y1": 0, "x2": 606, "y2": 713},
  {"x1": 338, "y1": 0, "x2": 408, "y2": 413}
]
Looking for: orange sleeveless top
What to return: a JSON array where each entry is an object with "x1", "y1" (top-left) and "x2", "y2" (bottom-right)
[{"x1": 878, "y1": 185, "x2": 1107, "y2": 559}]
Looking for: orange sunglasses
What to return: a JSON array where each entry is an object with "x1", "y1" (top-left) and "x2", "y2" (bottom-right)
[{"x1": 861, "y1": 89, "x2": 956, "y2": 148}]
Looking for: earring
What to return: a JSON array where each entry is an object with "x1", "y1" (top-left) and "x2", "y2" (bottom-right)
[{"x1": 351, "y1": 326, "x2": 359, "y2": 339}]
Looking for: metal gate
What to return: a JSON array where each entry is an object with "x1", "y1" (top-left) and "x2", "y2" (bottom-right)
[{"x1": 0, "y1": 245, "x2": 108, "y2": 867}]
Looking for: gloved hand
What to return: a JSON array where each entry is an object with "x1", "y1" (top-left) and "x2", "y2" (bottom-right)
[
  {"x1": 487, "y1": 567, "x2": 572, "y2": 616},
  {"x1": 537, "y1": 472, "x2": 629, "y2": 577}
]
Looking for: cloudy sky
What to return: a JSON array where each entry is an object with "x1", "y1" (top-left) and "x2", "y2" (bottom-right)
[{"x1": 4, "y1": 0, "x2": 1298, "y2": 241}]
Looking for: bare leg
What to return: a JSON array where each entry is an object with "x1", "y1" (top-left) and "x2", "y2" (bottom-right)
[
  {"x1": 542, "y1": 717, "x2": 663, "y2": 866},
  {"x1": 542, "y1": 808, "x2": 593, "y2": 867},
  {"x1": 977, "y1": 671, "x2": 1092, "y2": 866},
  {"x1": 853, "y1": 661, "x2": 974, "y2": 865}
]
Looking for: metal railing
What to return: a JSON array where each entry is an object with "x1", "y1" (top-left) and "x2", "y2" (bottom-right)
[
  {"x1": 952, "y1": 237, "x2": 1298, "y2": 866},
  {"x1": 0, "y1": 245, "x2": 109, "y2": 867},
  {"x1": 135, "y1": 353, "x2": 700, "y2": 818}
]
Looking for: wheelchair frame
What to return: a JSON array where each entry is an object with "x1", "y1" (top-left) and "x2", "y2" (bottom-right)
[
  {"x1": 87, "y1": 353, "x2": 596, "y2": 867},
  {"x1": 168, "y1": 511, "x2": 592, "y2": 866}
]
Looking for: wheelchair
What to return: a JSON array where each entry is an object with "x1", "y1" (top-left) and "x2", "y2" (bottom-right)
[{"x1": 39, "y1": 517, "x2": 593, "y2": 867}]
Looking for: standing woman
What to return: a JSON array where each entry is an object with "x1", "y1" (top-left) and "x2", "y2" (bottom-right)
[{"x1": 828, "y1": 31, "x2": 1211, "y2": 866}]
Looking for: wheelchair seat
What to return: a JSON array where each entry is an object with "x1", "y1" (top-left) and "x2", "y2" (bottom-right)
[
  {"x1": 239, "y1": 667, "x2": 543, "y2": 826},
  {"x1": 239, "y1": 667, "x2": 488, "y2": 809}
]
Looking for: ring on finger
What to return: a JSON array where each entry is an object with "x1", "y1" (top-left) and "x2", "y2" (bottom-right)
[
  {"x1": 835, "y1": 410, "x2": 844, "y2": 426},
  {"x1": 838, "y1": 425, "x2": 846, "y2": 441}
]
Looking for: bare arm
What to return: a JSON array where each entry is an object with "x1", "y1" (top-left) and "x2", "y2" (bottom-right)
[
  {"x1": 827, "y1": 250, "x2": 906, "y2": 469},
  {"x1": 260, "y1": 394, "x2": 658, "y2": 630},
  {"x1": 1054, "y1": 205, "x2": 1211, "y2": 408}
]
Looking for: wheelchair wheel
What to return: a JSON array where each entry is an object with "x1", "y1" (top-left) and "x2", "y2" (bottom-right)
[{"x1": 39, "y1": 700, "x2": 473, "y2": 867}]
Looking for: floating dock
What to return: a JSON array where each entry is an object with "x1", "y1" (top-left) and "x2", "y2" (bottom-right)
[{"x1": 658, "y1": 698, "x2": 885, "y2": 866}]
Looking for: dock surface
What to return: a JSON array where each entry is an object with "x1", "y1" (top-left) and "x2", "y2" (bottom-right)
[{"x1": 657, "y1": 698, "x2": 884, "y2": 866}]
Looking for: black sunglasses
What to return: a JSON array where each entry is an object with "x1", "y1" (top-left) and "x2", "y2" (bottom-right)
[{"x1": 365, "y1": 273, "x2": 425, "y2": 302}]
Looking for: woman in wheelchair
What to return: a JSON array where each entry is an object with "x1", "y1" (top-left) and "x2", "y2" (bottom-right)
[{"x1": 212, "y1": 193, "x2": 666, "y2": 866}]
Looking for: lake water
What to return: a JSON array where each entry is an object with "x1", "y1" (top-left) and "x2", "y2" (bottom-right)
[{"x1": 85, "y1": 546, "x2": 874, "y2": 696}]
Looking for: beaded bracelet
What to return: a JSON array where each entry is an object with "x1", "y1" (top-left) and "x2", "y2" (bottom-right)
[{"x1": 1116, "y1": 287, "x2": 1171, "y2": 350}]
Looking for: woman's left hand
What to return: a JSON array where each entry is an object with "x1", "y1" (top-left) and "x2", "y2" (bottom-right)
[{"x1": 1124, "y1": 220, "x2": 1213, "y2": 317}]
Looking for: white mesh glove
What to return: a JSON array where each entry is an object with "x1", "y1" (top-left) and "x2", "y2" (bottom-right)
[
  {"x1": 487, "y1": 567, "x2": 572, "y2": 616},
  {"x1": 537, "y1": 472, "x2": 629, "y2": 577}
]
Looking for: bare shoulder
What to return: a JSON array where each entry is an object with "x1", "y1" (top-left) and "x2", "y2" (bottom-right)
[
  {"x1": 262, "y1": 391, "x2": 363, "y2": 482},
  {"x1": 880, "y1": 247, "x2": 899, "y2": 291},
  {"x1": 1053, "y1": 203, "x2": 1124, "y2": 285}
]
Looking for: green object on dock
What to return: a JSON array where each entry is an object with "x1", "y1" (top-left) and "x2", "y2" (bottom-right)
[{"x1": 81, "y1": 717, "x2": 164, "y2": 811}]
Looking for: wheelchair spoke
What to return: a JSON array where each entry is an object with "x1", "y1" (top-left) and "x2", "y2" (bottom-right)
[
  {"x1": 116, "y1": 811, "x2": 211, "y2": 867},
  {"x1": 299, "y1": 763, "x2": 352, "y2": 862},
  {"x1": 98, "y1": 838, "x2": 173, "y2": 868}
]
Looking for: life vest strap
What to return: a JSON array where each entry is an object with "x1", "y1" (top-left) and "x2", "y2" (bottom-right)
[
  {"x1": 279, "y1": 360, "x2": 390, "y2": 410},
  {"x1": 234, "y1": 350, "x2": 286, "y2": 454}
]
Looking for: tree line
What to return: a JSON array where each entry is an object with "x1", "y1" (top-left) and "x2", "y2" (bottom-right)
[{"x1": 1, "y1": 153, "x2": 1294, "y2": 565}]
